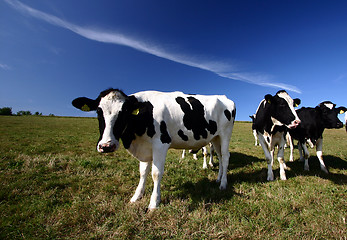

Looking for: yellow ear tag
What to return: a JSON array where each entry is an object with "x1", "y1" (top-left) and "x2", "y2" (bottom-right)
[
  {"x1": 81, "y1": 104, "x2": 90, "y2": 112},
  {"x1": 132, "y1": 108, "x2": 140, "y2": 115},
  {"x1": 267, "y1": 100, "x2": 271, "y2": 104},
  {"x1": 295, "y1": 103, "x2": 299, "y2": 107},
  {"x1": 340, "y1": 110, "x2": 345, "y2": 114}
]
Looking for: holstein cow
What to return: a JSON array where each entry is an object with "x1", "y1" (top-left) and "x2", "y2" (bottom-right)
[
  {"x1": 72, "y1": 89, "x2": 236, "y2": 209},
  {"x1": 249, "y1": 115, "x2": 259, "y2": 146},
  {"x1": 252, "y1": 90, "x2": 301, "y2": 181},
  {"x1": 181, "y1": 143, "x2": 215, "y2": 169},
  {"x1": 288, "y1": 101, "x2": 347, "y2": 173}
]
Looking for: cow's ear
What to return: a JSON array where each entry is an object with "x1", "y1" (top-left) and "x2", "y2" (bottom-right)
[
  {"x1": 336, "y1": 106, "x2": 347, "y2": 114},
  {"x1": 293, "y1": 98, "x2": 301, "y2": 107},
  {"x1": 72, "y1": 97, "x2": 98, "y2": 111},
  {"x1": 264, "y1": 94, "x2": 273, "y2": 104}
]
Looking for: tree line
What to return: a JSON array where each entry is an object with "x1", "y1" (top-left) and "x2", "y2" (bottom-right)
[{"x1": 0, "y1": 107, "x2": 54, "y2": 116}]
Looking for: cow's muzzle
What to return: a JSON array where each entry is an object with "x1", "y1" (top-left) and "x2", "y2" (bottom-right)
[
  {"x1": 97, "y1": 141, "x2": 117, "y2": 153},
  {"x1": 288, "y1": 119, "x2": 301, "y2": 129}
]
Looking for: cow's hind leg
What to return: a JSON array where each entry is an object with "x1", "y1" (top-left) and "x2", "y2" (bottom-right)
[
  {"x1": 131, "y1": 161, "x2": 151, "y2": 203},
  {"x1": 300, "y1": 142, "x2": 310, "y2": 171},
  {"x1": 212, "y1": 134, "x2": 231, "y2": 190},
  {"x1": 211, "y1": 138, "x2": 223, "y2": 183},
  {"x1": 202, "y1": 146, "x2": 208, "y2": 169}
]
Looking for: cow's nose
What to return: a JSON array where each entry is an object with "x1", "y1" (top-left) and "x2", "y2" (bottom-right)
[
  {"x1": 98, "y1": 142, "x2": 117, "y2": 153},
  {"x1": 294, "y1": 119, "x2": 301, "y2": 126}
]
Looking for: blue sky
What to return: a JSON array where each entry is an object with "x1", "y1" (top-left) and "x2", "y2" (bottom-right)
[{"x1": 1, "y1": 0, "x2": 347, "y2": 121}]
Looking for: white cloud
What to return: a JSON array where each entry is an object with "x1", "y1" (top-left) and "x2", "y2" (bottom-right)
[
  {"x1": 0, "y1": 63, "x2": 11, "y2": 70},
  {"x1": 5, "y1": 0, "x2": 301, "y2": 93}
]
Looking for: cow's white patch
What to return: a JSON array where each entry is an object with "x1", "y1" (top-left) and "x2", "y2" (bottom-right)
[{"x1": 323, "y1": 103, "x2": 334, "y2": 110}]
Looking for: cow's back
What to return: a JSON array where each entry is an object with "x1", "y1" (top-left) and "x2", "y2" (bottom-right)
[{"x1": 132, "y1": 91, "x2": 235, "y2": 149}]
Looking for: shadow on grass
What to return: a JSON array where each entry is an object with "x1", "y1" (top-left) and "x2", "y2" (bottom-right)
[
  {"x1": 286, "y1": 155, "x2": 347, "y2": 185},
  {"x1": 172, "y1": 152, "x2": 346, "y2": 210}
]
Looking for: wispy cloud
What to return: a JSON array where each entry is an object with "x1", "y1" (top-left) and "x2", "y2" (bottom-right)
[
  {"x1": 0, "y1": 63, "x2": 11, "y2": 70},
  {"x1": 5, "y1": 0, "x2": 301, "y2": 93}
]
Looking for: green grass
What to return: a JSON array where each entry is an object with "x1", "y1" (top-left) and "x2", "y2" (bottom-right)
[{"x1": 0, "y1": 116, "x2": 346, "y2": 239}]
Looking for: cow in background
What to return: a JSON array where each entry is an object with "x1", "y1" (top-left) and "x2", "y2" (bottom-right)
[
  {"x1": 249, "y1": 115, "x2": 259, "y2": 146},
  {"x1": 288, "y1": 101, "x2": 346, "y2": 173},
  {"x1": 252, "y1": 90, "x2": 301, "y2": 181},
  {"x1": 181, "y1": 143, "x2": 215, "y2": 169},
  {"x1": 72, "y1": 89, "x2": 236, "y2": 209}
]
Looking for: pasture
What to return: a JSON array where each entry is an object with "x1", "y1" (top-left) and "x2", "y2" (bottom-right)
[{"x1": 0, "y1": 116, "x2": 346, "y2": 239}]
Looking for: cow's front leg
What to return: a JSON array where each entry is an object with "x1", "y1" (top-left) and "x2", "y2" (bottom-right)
[
  {"x1": 316, "y1": 138, "x2": 328, "y2": 173},
  {"x1": 257, "y1": 133, "x2": 274, "y2": 181},
  {"x1": 130, "y1": 161, "x2": 151, "y2": 203},
  {"x1": 148, "y1": 147, "x2": 167, "y2": 210},
  {"x1": 277, "y1": 143, "x2": 287, "y2": 180}
]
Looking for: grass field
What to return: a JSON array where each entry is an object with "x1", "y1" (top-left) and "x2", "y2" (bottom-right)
[{"x1": 0, "y1": 116, "x2": 346, "y2": 239}]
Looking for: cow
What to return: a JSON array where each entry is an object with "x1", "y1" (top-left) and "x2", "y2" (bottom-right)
[
  {"x1": 288, "y1": 101, "x2": 347, "y2": 173},
  {"x1": 181, "y1": 143, "x2": 215, "y2": 169},
  {"x1": 345, "y1": 112, "x2": 347, "y2": 132},
  {"x1": 252, "y1": 90, "x2": 301, "y2": 181},
  {"x1": 249, "y1": 115, "x2": 259, "y2": 146},
  {"x1": 72, "y1": 88, "x2": 236, "y2": 209}
]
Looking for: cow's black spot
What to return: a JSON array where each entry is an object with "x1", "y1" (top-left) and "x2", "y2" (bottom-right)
[
  {"x1": 178, "y1": 129, "x2": 189, "y2": 141},
  {"x1": 97, "y1": 107, "x2": 106, "y2": 144},
  {"x1": 160, "y1": 121, "x2": 171, "y2": 144},
  {"x1": 208, "y1": 120, "x2": 217, "y2": 135},
  {"x1": 176, "y1": 96, "x2": 218, "y2": 140},
  {"x1": 232, "y1": 109, "x2": 236, "y2": 119},
  {"x1": 224, "y1": 109, "x2": 231, "y2": 121},
  {"x1": 119, "y1": 96, "x2": 156, "y2": 149}
]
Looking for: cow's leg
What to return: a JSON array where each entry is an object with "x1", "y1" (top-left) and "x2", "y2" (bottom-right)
[
  {"x1": 277, "y1": 139, "x2": 287, "y2": 180},
  {"x1": 148, "y1": 146, "x2": 168, "y2": 210},
  {"x1": 211, "y1": 138, "x2": 223, "y2": 183},
  {"x1": 298, "y1": 142, "x2": 304, "y2": 162},
  {"x1": 258, "y1": 133, "x2": 274, "y2": 181},
  {"x1": 130, "y1": 161, "x2": 151, "y2": 203},
  {"x1": 300, "y1": 142, "x2": 310, "y2": 171},
  {"x1": 316, "y1": 138, "x2": 328, "y2": 173},
  {"x1": 202, "y1": 146, "x2": 208, "y2": 169},
  {"x1": 217, "y1": 138, "x2": 231, "y2": 190},
  {"x1": 181, "y1": 150, "x2": 186, "y2": 159},
  {"x1": 287, "y1": 133, "x2": 294, "y2": 162},
  {"x1": 253, "y1": 129, "x2": 258, "y2": 146},
  {"x1": 209, "y1": 143, "x2": 214, "y2": 167}
]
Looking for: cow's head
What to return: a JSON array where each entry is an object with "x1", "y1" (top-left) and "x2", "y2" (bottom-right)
[
  {"x1": 316, "y1": 101, "x2": 346, "y2": 129},
  {"x1": 265, "y1": 90, "x2": 301, "y2": 129},
  {"x1": 72, "y1": 89, "x2": 130, "y2": 153}
]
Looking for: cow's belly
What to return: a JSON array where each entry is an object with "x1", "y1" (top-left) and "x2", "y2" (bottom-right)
[{"x1": 169, "y1": 136, "x2": 212, "y2": 150}]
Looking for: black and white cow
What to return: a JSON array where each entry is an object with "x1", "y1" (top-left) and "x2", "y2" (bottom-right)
[
  {"x1": 288, "y1": 101, "x2": 347, "y2": 173},
  {"x1": 181, "y1": 143, "x2": 215, "y2": 169},
  {"x1": 72, "y1": 89, "x2": 236, "y2": 209},
  {"x1": 249, "y1": 115, "x2": 259, "y2": 146},
  {"x1": 252, "y1": 90, "x2": 301, "y2": 181}
]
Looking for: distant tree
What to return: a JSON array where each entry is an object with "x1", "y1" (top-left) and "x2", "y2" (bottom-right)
[
  {"x1": 0, "y1": 107, "x2": 12, "y2": 115},
  {"x1": 17, "y1": 111, "x2": 32, "y2": 116},
  {"x1": 49, "y1": 113, "x2": 55, "y2": 117},
  {"x1": 34, "y1": 112, "x2": 42, "y2": 116}
]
